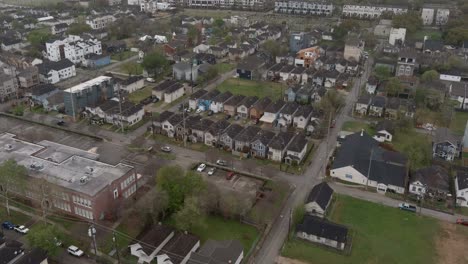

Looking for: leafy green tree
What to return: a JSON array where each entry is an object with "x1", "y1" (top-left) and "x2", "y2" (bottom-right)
[
  {"x1": 187, "y1": 25, "x2": 200, "y2": 46},
  {"x1": 26, "y1": 224, "x2": 64, "y2": 256},
  {"x1": 141, "y1": 52, "x2": 168, "y2": 77},
  {"x1": 174, "y1": 196, "x2": 205, "y2": 231},
  {"x1": 27, "y1": 29, "x2": 52, "y2": 46},
  {"x1": 392, "y1": 12, "x2": 422, "y2": 34},
  {"x1": 333, "y1": 19, "x2": 360, "y2": 40},
  {"x1": 121, "y1": 62, "x2": 141, "y2": 76},
  {"x1": 213, "y1": 18, "x2": 225, "y2": 28},
  {"x1": 385, "y1": 77, "x2": 403, "y2": 96},
  {"x1": 197, "y1": 67, "x2": 219, "y2": 85},
  {"x1": 262, "y1": 40, "x2": 288, "y2": 58},
  {"x1": 421, "y1": 70, "x2": 439, "y2": 83},
  {"x1": 0, "y1": 159, "x2": 28, "y2": 216},
  {"x1": 67, "y1": 23, "x2": 92, "y2": 35},
  {"x1": 444, "y1": 27, "x2": 468, "y2": 46}
]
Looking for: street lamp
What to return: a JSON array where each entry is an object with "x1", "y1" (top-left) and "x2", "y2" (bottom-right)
[{"x1": 88, "y1": 225, "x2": 98, "y2": 258}]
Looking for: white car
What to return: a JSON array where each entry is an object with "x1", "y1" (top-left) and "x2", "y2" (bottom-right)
[
  {"x1": 207, "y1": 167, "x2": 216, "y2": 176},
  {"x1": 216, "y1": 159, "x2": 227, "y2": 166},
  {"x1": 195, "y1": 108, "x2": 202, "y2": 114},
  {"x1": 197, "y1": 163, "x2": 206, "y2": 172},
  {"x1": 161, "y1": 146, "x2": 172, "y2": 152},
  {"x1": 68, "y1": 245, "x2": 84, "y2": 257},
  {"x1": 14, "y1": 225, "x2": 29, "y2": 234},
  {"x1": 146, "y1": 77, "x2": 156, "y2": 83}
]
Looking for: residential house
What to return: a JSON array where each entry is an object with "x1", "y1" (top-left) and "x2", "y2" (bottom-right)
[
  {"x1": 17, "y1": 67, "x2": 39, "y2": 90},
  {"x1": 342, "y1": 4, "x2": 408, "y2": 19},
  {"x1": 296, "y1": 215, "x2": 348, "y2": 250},
  {"x1": 433, "y1": 127, "x2": 462, "y2": 162},
  {"x1": 233, "y1": 126, "x2": 261, "y2": 157},
  {"x1": 278, "y1": 102, "x2": 300, "y2": 127},
  {"x1": 164, "y1": 83, "x2": 185, "y2": 104},
  {"x1": 305, "y1": 182, "x2": 333, "y2": 218},
  {"x1": 161, "y1": 114, "x2": 183, "y2": 138},
  {"x1": 260, "y1": 100, "x2": 285, "y2": 125},
  {"x1": 84, "y1": 54, "x2": 111, "y2": 68},
  {"x1": 198, "y1": 90, "x2": 221, "y2": 111},
  {"x1": 104, "y1": 40, "x2": 126, "y2": 53},
  {"x1": 373, "y1": 120, "x2": 394, "y2": 142},
  {"x1": 224, "y1": 95, "x2": 246, "y2": 116},
  {"x1": 45, "y1": 35, "x2": 101, "y2": 64},
  {"x1": 173, "y1": 62, "x2": 198, "y2": 82},
  {"x1": 421, "y1": 7, "x2": 435, "y2": 25},
  {"x1": 0, "y1": 73, "x2": 18, "y2": 102},
  {"x1": 116, "y1": 76, "x2": 145, "y2": 94},
  {"x1": 396, "y1": 49, "x2": 417, "y2": 77},
  {"x1": 284, "y1": 84, "x2": 302, "y2": 102},
  {"x1": 30, "y1": 84, "x2": 64, "y2": 111},
  {"x1": 344, "y1": 37, "x2": 364, "y2": 62},
  {"x1": 409, "y1": 165, "x2": 450, "y2": 199},
  {"x1": 423, "y1": 39, "x2": 444, "y2": 54},
  {"x1": 368, "y1": 96, "x2": 386, "y2": 117},
  {"x1": 219, "y1": 124, "x2": 243, "y2": 151},
  {"x1": 189, "y1": 89, "x2": 208, "y2": 110},
  {"x1": 324, "y1": 70, "x2": 340, "y2": 88},
  {"x1": 85, "y1": 100, "x2": 145, "y2": 127},
  {"x1": 295, "y1": 46, "x2": 321, "y2": 68},
  {"x1": 209, "y1": 46, "x2": 228, "y2": 58},
  {"x1": 448, "y1": 82, "x2": 468, "y2": 110},
  {"x1": 0, "y1": 240, "x2": 48, "y2": 264},
  {"x1": 455, "y1": 170, "x2": 468, "y2": 207},
  {"x1": 330, "y1": 131, "x2": 408, "y2": 194},
  {"x1": 37, "y1": 59, "x2": 76, "y2": 84},
  {"x1": 85, "y1": 15, "x2": 116, "y2": 30},
  {"x1": 152, "y1": 111, "x2": 174, "y2": 134},
  {"x1": 236, "y1": 55, "x2": 266, "y2": 80},
  {"x1": 289, "y1": 67, "x2": 306, "y2": 84},
  {"x1": 389, "y1": 28, "x2": 406, "y2": 46},
  {"x1": 129, "y1": 225, "x2": 175, "y2": 263},
  {"x1": 194, "y1": 53, "x2": 216, "y2": 65},
  {"x1": 296, "y1": 86, "x2": 314, "y2": 104},
  {"x1": 188, "y1": 239, "x2": 244, "y2": 264},
  {"x1": 366, "y1": 75, "x2": 378, "y2": 94},
  {"x1": 293, "y1": 105, "x2": 314, "y2": 129},
  {"x1": 268, "y1": 131, "x2": 295, "y2": 162},
  {"x1": 210, "y1": 91, "x2": 233, "y2": 113},
  {"x1": 355, "y1": 94, "x2": 371, "y2": 116},
  {"x1": 1, "y1": 38, "x2": 26, "y2": 51},
  {"x1": 250, "y1": 97, "x2": 272, "y2": 120},
  {"x1": 189, "y1": 119, "x2": 215, "y2": 143},
  {"x1": 275, "y1": 1, "x2": 334, "y2": 16},
  {"x1": 250, "y1": 130, "x2": 276, "y2": 158},
  {"x1": 237, "y1": 96, "x2": 258, "y2": 118},
  {"x1": 52, "y1": 23, "x2": 68, "y2": 34},
  {"x1": 285, "y1": 133, "x2": 308, "y2": 165},
  {"x1": 204, "y1": 120, "x2": 230, "y2": 147}
]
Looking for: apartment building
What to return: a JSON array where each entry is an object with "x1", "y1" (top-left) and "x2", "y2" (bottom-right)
[
  {"x1": 185, "y1": 0, "x2": 269, "y2": 10},
  {"x1": 274, "y1": 1, "x2": 334, "y2": 16},
  {"x1": 0, "y1": 73, "x2": 18, "y2": 102},
  {"x1": 45, "y1": 35, "x2": 102, "y2": 64},
  {"x1": 435, "y1": 8, "x2": 450, "y2": 26},
  {"x1": 421, "y1": 7, "x2": 434, "y2": 25},
  {"x1": 421, "y1": 5, "x2": 450, "y2": 26},
  {"x1": 0, "y1": 133, "x2": 138, "y2": 221},
  {"x1": 342, "y1": 4, "x2": 407, "y2": 19},
  {"x1": 85, "y1": 15, "x2": 116, "y2": 30}
]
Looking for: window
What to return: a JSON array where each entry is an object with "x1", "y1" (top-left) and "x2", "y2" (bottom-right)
[
  {"x1": 412, "y1": 186, "x2": 416, "y2": 191},
  {"x1": 113, "y1": 189, "x2": 118, "y2": 199},
  {"x1": 345, "y1": 174, "x2": 353, "y2": 179}
]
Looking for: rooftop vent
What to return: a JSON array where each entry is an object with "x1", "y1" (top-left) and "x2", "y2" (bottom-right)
[
  {"x1": 30, "y1": 161, "x2": 44, "y2": 171},
  {"x1": 85, "y1": 166, "x2": 96, "y2": 175},
  {"x1": 79, "y1": 176, "x2": 90, "y2": 185},
  {"x1": 5, "y1": 144, "x2": 13, "y2": 151}
]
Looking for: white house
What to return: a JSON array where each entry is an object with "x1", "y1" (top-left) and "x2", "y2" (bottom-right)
[
  {"x1": 85, "y1": 15, "x2": 116, "y2": 30},
  {"x1": 161, "y1": 114, "x2": 183, "y2": 138},
  {"x1": 45, "y1": 35, "x2": 102, "y2": 64},
  {"x1": 267, "y1": 132, "x2": 294, "y2": 162},
  {"x1": 389, "y1": 28, "x2": 406, "y2": 46},
  {"x1": 284, "y1": 134, "x2": 308, "y2": 165},
  {"x1": 305, "y1": 182, "x2": 333, "y2": 218},
  {"x1": 296, "y1": 215, "x2": 348, "y2": 251},
  {"x1": 409, "y1": 165, "x2": 450, "y2": 198},
  {"x1": 209, "y1": 92, "x2": 233, "y2": 114},
  {"x1": 37, "y1": 59, "x2": 76, "y2": 84},
  {"x1": 117, "y1": 76, "x2": 145, "y2": 94},
  {"x1": 435, "y1": 8, "x2": 450, "y2": 25},
  {"x1": 193, "y1": 44, "x2": 211, "y2": 54},
  {"x1": 455, "y1": 170, "x2": 468, "y2": 207},
  {"x1": 421, "y1": 8, "x2": 434, "y2": 25},
  {"x1": 293, "y1": 105, "x2": 314, "y2": 129},
  {"x1": 342, "y1": 4, "x2": 408, "y2": 19},
  {"x1": 85, "y1": 100, "x2": 145, "y2": 127},
  {"x1": 164, "y1": 83, "x2": 185, "y2": 104}
]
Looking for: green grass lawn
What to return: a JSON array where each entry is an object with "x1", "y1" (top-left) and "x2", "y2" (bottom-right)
[
  {"x1": 165, "y1": 215, "x2": 259, "y2": 252},
  {"x1": 450, "y1": 111, "x2": 468, "y2": 136},
  {"x1": 128, "y1": 86, "x2": 152, "y2": 103},
  {"x1": 217, "y1": 78, "x2": 284, "y2": 100},
  {"x1": 341, "y1": 120, "x2": 374, "y2": 134},
  {"x1": 111, "y1": 51, "x2": 138, "y2": 61},
  {"x1": 0, "y1": 206, "x2": 32, "y2": 225},
  {"x1": 118, "y1": 63, "x2": 143, "y2": 75},
  {"x1": 214, "y1": 63, "x2": 235, "y2": 74},
  {"x1": 282, "y1": 195, "x2": 440, "y2": 264},
  {"x1": 409, "y1": 29, "x2": 442, "y2": 41}
]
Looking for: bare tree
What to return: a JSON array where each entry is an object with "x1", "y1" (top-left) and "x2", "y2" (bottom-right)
[
  {"x1": 0, "y1": 159, "x2": 28, "y2": 216},
  {"x1": 135, "y1": 188, "x2": 169, "y2": 225}
]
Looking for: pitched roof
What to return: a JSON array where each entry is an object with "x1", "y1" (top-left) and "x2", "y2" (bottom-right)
[
  {"x1": 239, "y1": 96, "x2": 258, "y2": 108},
  {"x1": 306, "y1": 182, "x2": 334, "y2": 210},
  {"x1": 252, "y1": 130, "x2": 275, "y2": 145},
  {"x1": 188, "y1": 240, "x2": 243, "y2": 264},
  {"x1": 294, "y1": 105, "x2": 314, "y2": 118},
  {"x1": 280, "y1": 102, "x2": 299, "y2": 115},
  {"x1": 37, "y1": 59, "x2": 74, "y2": 74},
  {"x1": 224, "y1": 94, "x2": 245, "y2": 107},
  {"x1": 412, "y1": 165, "x2": 449, "y2": 192},
  {"x1": 370, "y1": 96, "x2": 386, "y2": 108},
  {"x1": 213, "y1": 91, "x2": 233, "y2": 103},
  {"x1": 357, "y1": 94, "x2": 371, "y2": 104},
  {"x1": 268, "y1": 132, "x2": 294, "y2": 150},
  {"x1": 136, "y1": 225, "x2": 175, "y2": 256},
  {"x1": 234, "y1": 126, "x2": 261, "y2": 142},
  {"x1": 264, "y1": 100, "x2": 285, "y2": 113},
  {"x1": 190, "y1": 89, "x2": 208, "y2": 100},
  {"x1": 296, "y1": 215, "x2": 348, "y2": 243},
  {"x1": 153, "y1": 79, "x2": 178, "y2": 92},
  {"x1": 252, "y1": 97, "x2": 272, "y2": 111},
  {"x1": 200, "y1": 90, "x2": 221, "y2": 101},
  {"x1": 154, "y1": 111, "x2": 174, "y2": 123},
  {"x1": 14, "y1": 248, "x2": 48, "y2": 264},
  {"x1": 223, "y1": 124, "x2": 243, "y2": 138},
  {"x1": 160, "y1": 232, "x2": 199, "y2": 264},
  {"x1": 434, "y1": 127, "x2": 461, "y2": 145},
  {"x1": 456, "y1": 170, "x2": 468, "y2": 190},
  {"x1": 31, "y1": 83, "x2": 57, "y2": 96},
  {"x1": 376, "y1": 120, "x2": 395, "y2": 134},
  {"x1": 207, "y1": 120, "x2": 230, "y2": 135},
  {"x1": 287, "y1": 133, "x2": 308, "y2": 152}
]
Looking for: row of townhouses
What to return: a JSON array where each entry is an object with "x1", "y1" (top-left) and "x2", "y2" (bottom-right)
[{"x1": 274, "y1": 1, "x2": 334, "y2": 15}]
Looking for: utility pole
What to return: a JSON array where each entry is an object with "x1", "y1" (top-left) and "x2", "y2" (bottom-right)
[
  {"x1": 69, "y1": 87, "x2": 76, "y2": 122},
  {"x1": 88, "y1": 224, "x2": 98, "y2": 259},
  {"x1": 117, "y1": 84, "x2": 125, "y2": 133},
  {"x1": 112, "y1": 232, "x2": 121, "y2": 264},
  {"x1": 182, "y1": 103, "x2": 186, "y2": 147}
]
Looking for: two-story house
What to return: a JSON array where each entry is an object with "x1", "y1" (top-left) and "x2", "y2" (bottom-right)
[
  {"x1": 237, "y1": 96, "x2": 259, "y2": 118},
  {"x1": 268, "y1": 131, "x2": 295, "y2": 162},
  {"x1": 455, "y1": 169, "x2": 468, "y2": 207},
  {"x1": 293, "y1": 105, "x2": 314, "y2": 129},
  {"x1": 260, "y1": 100, "x2": 285, "y2": 125},
  {"x1": 369, "y1": 96, "x2": 386, "y2": 117},
  {"x1": 250, "y1": 130, "x2": 276, "y2": 159},
  {"x1": 233, "y1": 126, "x2": 261, "y2": 157},
  {"x1": 285, "y1": 133, "x2": 309, "y2": 165},
  {"x1": 433, "y1": 127, "x2": 462, "y2": 162},
  {"x1": 355, "y1": 94, "x2": 371, "y2": 116},
  {"x1": 161, "y1": 114, "x2": 184, "y2": 138},
  {"x1": 278, "y1": 102, "x2": 300, "y2": 128},
  {"x1": 409, "y1": 165, "x2": 450, "y2": 199},
  {"x1": 204, "y1": 120, "x2": 230, "y2": 147},
  {"x1": 219, "y1": 124, "x2": 244, "y2": 151},
  {"x1": 250, "y1": 97, "x2": 272, "y2": 120},
  {"x1": 210, "y1": 91, "x2": 233, "y2": 113}
]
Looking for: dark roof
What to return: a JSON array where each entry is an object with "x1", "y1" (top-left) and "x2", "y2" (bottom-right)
[
  {"x1": 386, "y1": 97, "x2": 400, "y2": 110},
  {"x1": 280, "y1": 102, "x2": 299, "y2": 115},
  {"x1": 0, "y1": 240, "x2": 23, "y2": 264},
  {"x1": 37, "y1": 59, "x2": 74, "y2": 74},
  {"x1": 296, "y1": 215, "x2": 348, "y2": 244},
  {"x1": 165, "y1": 83, "x2": 184, "y2": 94},
  {"x1": 367, "y1": 75, "x2": 379, "y2": 85},
  {"x1": 207, "y1": 120, "x2": 230, "y2": 135},
  {"x1": 15, "y1": 248, "x2": 48, "y2": 264},
  {"x1": 84, "y1": 53, "x2": 109, "y2": 60},
  {"x1": 188, "y1": 240, "x2": 243, "y2": 264},
  {"x1": 1, "y1": 37, "x2": 22, "y2": 46},
  {"x1": 324, "y1": 69, "x2": 340, "y2": 78},
  {"x1": 161, "y1": 232, "x2": 199, "y2": 264},
  {"x1": 424, "y1": 39, "x2": 444, "y2": 52},
  {"x1": 31, "y1": 83, "x2": 57, "y2": 96},
  {"x1": 154, "y1": 79, "x2": 178, "y2": 92},
  {"x1": 137, "y1": 225, "x2": 175, "y2": 256},
  {"x1": 239, "y1": 96, "x2": 258, "y2": 108},
  {"x1": 213, "y1": 91, "x2": 233, "y2": 103},
  {"x1": 117, "y1": 76, "x2": 144, "y2": 86},
  {"x1": 98, "y1": 100, "x2": 143, "y2": 117},
  {"x1": 235, "y1": 126, "x2": 261, "y2": 142},
  {"x1": 167, "y1": 114, "x2": 184, "y2": 126},
  {"x1": 224, "y1": 94, "x2": 246, "y2": 107},
  {"x1": 456, "y1": 170, "x2": 468, "y2": 190},
  {"x1": 306, "y1": 182, "x2": 334, "y2": 210},
  {"x1": 252, "y1": 97, "x2": 272, "y2": 111},
  {"x1": 269, "y1": 63, "x2": 285, "y2": 72},
  {"x1": 264, "y1": 100, "x2": 285, "y2": 113},
  {"x1": 370, "y1": 96, "x2": 386, "y2": 108},
  {"x1": 190, "y1": 89, "x2": 208, "y2": 100},
  {"x1": 291, "y1": 66, "x2": 306, "y2": 74},
  {"x1": 200, "y1": 90, "x2": 221, "y2": 101},
  {"x1": 252, "y1": 130, "x2": 276, "y2": 145},
  {"x1": 449, "y1": 82, "x2": 467, "y2": 97},
  {"x1": 154, "y1": 111, "x2": 174, "y2": 123},
  {"x1": 287, "y1": 133, "x2": 308, "y2": 152},
  {"x1": 332, "y1": 131, "x2": 408, "y2": 188},
  {"x1": 223, "y1": 124, "x2": 243, "y2": 138},
  {"x1": 191, "y1": 118, "x2": 215, "y2": 132},
  {"x1": 237, "y1": 55, "x2": 265, "y2": 71},
  {"x1": 268, "y1": 131, "x2": 294, "y2": 150},
  {"x1": 294, "y1": 105, "x2": 314, "y2": 118},
  {"x1": 357, "y1": 94, "x2": 371, "y2": 104},
  {"x1": 376, "y1": 120, "x2": 395, "y2": 134},
  {"x1": 412, "y1": 165, "x2": 449, "y2": 192},
  {"x1": 434, "y1": 127, "x2": 461, "y2": 145}
]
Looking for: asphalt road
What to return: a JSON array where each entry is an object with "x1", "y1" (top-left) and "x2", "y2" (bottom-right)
[{"x1": 252, "y1": 59, "x2": 372, "y2": 264}]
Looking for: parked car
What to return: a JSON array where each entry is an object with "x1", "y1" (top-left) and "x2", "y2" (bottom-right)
[
  {"x1": 2, "y1": 221, "x2": 15, "y2": 230},
  {"x1": 195, "y1": 108, "x2": 202, "y2": 114},
  {"x1": 456, "y1": 219, "x2": 468, "y2": 226},
  {"x1": 207, "y1": 167, "x2": 216, "y2": 176},
  {"x1": 226, "y1": 171, "x2": 235, "y2": 180},
  {"x1": 67, "y1": 245, "x2": 84, "y2": 257},
  {"x1": 14, "y1": 225, "x2": 29, "y2": 234},
  {"x1": 56, "y1": 120, "x2": 65, "y2": 126},
  {"x1": 161, "y1": 146, "x2": 172, "y2": 152},
  {"x1": 146, "y1": 77, "x2": 156, "y2": 83},
  {"x1": 398, "y1": 203, "x2": 417, "y2": 213},
  {"x1": 197, "y1": 163, "x2": 206, "y2": 172},
  {"x1": 216, "y1": 159, "x2": 227, "y2": 166}
]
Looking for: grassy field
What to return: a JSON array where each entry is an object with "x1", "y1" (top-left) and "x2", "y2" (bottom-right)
[
  {"x1": 341, "y1": 120, "x2": 374, "y2": 134},
  {"x1": 450, "y1": 111, "x2": 468, "y2": 136},
  {"x1": 282, "y1": 195, "x2": 440, "y2": 264},
  {"x1": 0, "y1": 206, "x2": 32, "y2": 226},
  {"x1": 409, "y1": 29, "x2": 443, "y2": 41},
  {"x1": 118, "y1": 63, "x2": 144, "y2": 76},
  {"x1": 217, "y1": 78, "x2": 284, "y2": 100},
  {"x1": 128, "y1": 86, "x2": 152, "y2": 103},
  {"x1": 214, "y1": 63, "x2": 235, "y2": 74},
  {"x1": 111, "y1": 51, "x2": 138, "y2": 61}
]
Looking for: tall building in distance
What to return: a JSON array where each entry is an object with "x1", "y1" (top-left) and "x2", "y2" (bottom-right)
[
  {"x1": 45, "y1": 35, "x2": 102, "y2": 64},
  {"x1": 274, "y1": 1, "x2": 334, "y2": 16}
]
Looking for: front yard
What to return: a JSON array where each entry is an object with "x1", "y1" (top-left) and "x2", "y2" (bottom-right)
[
  {"x1": 341, "y1": 120, "x2": 374, "y2": 134},
  {"x1": 111, "y1": 51, "x2": 138, "y2": 61},
  {"x1": 282, "y1": 195, "x2": 441, "y2": 264},
  {"x1": 217, "y1": 78, "x2": 284, "y2": 100}
]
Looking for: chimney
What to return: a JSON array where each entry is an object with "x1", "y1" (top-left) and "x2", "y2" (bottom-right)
[{"x1": 360, "y1": 129, "x2": 364, "y2": 136}]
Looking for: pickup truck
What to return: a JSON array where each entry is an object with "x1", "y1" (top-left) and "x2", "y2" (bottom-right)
[{"x1": 398, "y1": 203, "x2": 417, "y2": 213}]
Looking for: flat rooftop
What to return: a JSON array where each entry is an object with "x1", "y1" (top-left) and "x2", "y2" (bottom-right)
[
  {"x1": 64, "y1": 76, "x2": 112, "y2": 93},
  {"x1": 0, "y1": 133, "x2": 133, "y2": 197}
]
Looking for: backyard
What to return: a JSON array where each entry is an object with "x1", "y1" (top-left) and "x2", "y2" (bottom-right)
[
  {"x1": 128, "y1": 86, "x2": 153, "y2": 104},
  {"x1": 341, "y1": 120, "x2": 375, "y2": 134},
  {"x1": 111, "y1": 51, "x2": 138, "y2": 61},
  {"x1": 214, "y1": 63, "x2": 235, "y2": 74},
  {"x1": 217, "y1": 78, "x2": 284, "y2": 100},
  {"x1": 450, "y1": 111, "x2": 468, "y2": 136},
  {"x1": 282, "y1": 195, "x2": 441, "y2": 264}
]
